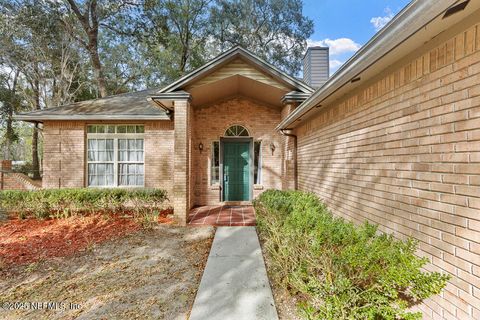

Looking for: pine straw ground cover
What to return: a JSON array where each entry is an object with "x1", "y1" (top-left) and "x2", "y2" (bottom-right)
[
  {"x1": 0, "y1": 210, "x2": 172, "y2": 269},
  {"x1": 0, "y1": 223, "x2": 214, "y2": 320}
]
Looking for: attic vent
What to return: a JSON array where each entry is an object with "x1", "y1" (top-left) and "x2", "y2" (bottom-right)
[
  {"x1": 443, "y1": 0, "x2": 469, "y2": 19},
  {"x1": 351, "y1": 77, "x2": 361, "y2": 83}
]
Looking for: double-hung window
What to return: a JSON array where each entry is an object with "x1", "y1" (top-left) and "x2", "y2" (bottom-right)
[{"x1": 87, "y1": 125, "x2": 144, "y2": 187}]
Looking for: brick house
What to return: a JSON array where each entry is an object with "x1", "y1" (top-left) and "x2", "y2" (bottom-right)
[
  {"x1": 16, "y1": 1, "x2": 480, "y2": 318},
  {"x1": 16, "y1": 46, "x2": 314, "y2": 223}
]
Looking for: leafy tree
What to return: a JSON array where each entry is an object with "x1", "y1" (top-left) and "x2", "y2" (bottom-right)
[
  {"x1": 119, "y1": 0, "x2": 312, "y2": 84},
  {"x1": 55, "y1": 0, "x2": 110, "y2": 97},
  {"x1": 51, "y1": 1, "x2": 138, "y2": 97},
  {"x1": 114, "y1": 0, "x2": 211, "y2": 85},
  {"x1": 0, "y1": 68, "x2": 22, "y2": 159},
  {"x1": 209, "y1": 0, "x2": 313, "y2": 75},
  {"x1": 0, "y1": 0, "x2": 88, "y2": 176},
  {"x1": 0, "y1": 0, "x2": 315, "y2": 174}
]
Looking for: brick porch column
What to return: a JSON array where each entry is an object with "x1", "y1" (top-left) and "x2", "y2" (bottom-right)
[
  {"x1": 173, "y1": 96, "x2": 192, "y2": 225},
  {"x1": 280, "y1": 96, "x2": 300, "y2": 191},
  {"x1": 0, "y1": 160, "x2": 12, "y2": 190}
]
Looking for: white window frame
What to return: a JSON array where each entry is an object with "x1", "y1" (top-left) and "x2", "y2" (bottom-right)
[{"x1": 86, "y1": 124, "x2": 145, "y2": 188}]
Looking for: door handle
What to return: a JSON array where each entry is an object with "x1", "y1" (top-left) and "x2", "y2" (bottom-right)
[{"x1": 224, "y1": 175, "x2": 228, "y2": 182}]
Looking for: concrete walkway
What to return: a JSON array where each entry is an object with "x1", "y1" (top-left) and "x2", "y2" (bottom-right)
[{"x1": 189, "y1": 227, "x2": 278, "y2": 320}]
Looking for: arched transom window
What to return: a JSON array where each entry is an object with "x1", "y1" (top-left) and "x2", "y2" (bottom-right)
[{"x1": 224, "y1": 125, "x2": 249, "y2": 137}]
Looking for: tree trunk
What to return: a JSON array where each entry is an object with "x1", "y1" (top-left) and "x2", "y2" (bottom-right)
[
  {"x1": 32, "y1": 125, "x2": 40, "y2": 179},
  {"x1": 5, "y1": 69, "x2": 20, "y2": 159},
  {"x1": 31, "y1": 76, "x2": 41, "y2": 180},
  {"x1": 89, "y1": 46, "x2": 108, "y2": 98},
  {"x1": 64, "y1": 0, "x2": 108, "y2": 98}
]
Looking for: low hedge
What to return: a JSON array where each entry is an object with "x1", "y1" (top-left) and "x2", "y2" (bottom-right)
[
  {"x1": 0, "y1": 188, "x2": 168, "y2": 219},
  {"x1": 254, "y1": 190, "x2": 449, "y2": 320}
]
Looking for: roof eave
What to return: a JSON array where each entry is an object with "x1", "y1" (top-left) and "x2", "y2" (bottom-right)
[
  {"x1": 277, "y1": 0, "x2": 460, "y2": 130},
  {"x1": 14, "y1": 114, "x2": 171, "y2": 122}
]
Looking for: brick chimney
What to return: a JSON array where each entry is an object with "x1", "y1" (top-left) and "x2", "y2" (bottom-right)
[{"x1": 303, "y1": 47, "x2": 329, "y2": 88}]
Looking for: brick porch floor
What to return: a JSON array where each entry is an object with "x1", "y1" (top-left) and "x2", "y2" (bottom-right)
[{"x1": 188, "y1": 205, "x2": 256, "y2": 226}]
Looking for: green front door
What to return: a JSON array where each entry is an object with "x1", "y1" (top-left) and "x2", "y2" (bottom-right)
[{"x1": 223, "y1": 141, "x2": 250, "y2": 201}]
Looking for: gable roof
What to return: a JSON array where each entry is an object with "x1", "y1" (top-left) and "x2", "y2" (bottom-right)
[
  {"x1": 156, "y1": 46, "x2": 314, "y2": 94},
  {"x1": 15, "y1": 88, "x2": 170, "y2": 122},
  {"x1": 15, "y1": 46, "x2": 312, "y2": 123},
  {"x1": 186, "y1": 58, "x2": 291, "y2": 91}
]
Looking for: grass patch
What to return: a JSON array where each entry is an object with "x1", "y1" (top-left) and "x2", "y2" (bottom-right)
[{"x1": 254, "y1": 190, "x2": 449, "y2": 320}]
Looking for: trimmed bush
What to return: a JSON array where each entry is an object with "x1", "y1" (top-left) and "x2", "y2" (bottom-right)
[
  {"x1": 254, "y1": 190, "x2": 449, "y2": 320},
  {"x1": 0, "y1": 188, "x2": 169, "y2": 220}
]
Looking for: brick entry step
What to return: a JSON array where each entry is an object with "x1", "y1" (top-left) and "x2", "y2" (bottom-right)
[{"x1": 188, "y1": 205, "x2": 256, "y2": 226}]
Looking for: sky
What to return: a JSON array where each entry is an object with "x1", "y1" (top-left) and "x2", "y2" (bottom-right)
[{"x1": 302, "y1": 0, "x2": 411, "y2": 74}]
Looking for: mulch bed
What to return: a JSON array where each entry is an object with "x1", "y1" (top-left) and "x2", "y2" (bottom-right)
[{"x1": 0, "y1": 209, "x2": 174, "y2": 269}]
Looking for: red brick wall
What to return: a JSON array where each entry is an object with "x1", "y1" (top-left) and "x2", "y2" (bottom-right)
[
  {"x1": 0, "y1": 161, "x2": 42, "y2": 190},
  {"x1": 144, "y1": 121, "x2": 174, "y2": 194},
  {"x1": 1, "y1": 174, "x2": 27, "y2": 190},
  {"x1": 42, "y1": 121, "x2": 174, "y2": 193},
  {"x1": 295, "y1": 18, "x2": 480, "y2": 319},
  {"x1": 43, "y1": 121, "x2": 85, "y2": 188}
]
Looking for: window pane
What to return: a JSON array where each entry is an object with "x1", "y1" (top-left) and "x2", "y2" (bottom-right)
[
  {"x1": 119, "y1": 139, "x2": 127, "y2": 149},
  {"x1": 118, "y1": 139, "x2": 143, "y2": 162},
  {"x1": 88, "y1": 139, "x2": 97, "y2": 150},
  {"x1": 211, "y1": 141, "x2": 219, "y2": 184},
  {"x1": 136, "y1": 125, "x2": 144, "y2": 133},
  {"x1": 225, "y1": 125, "x2": 249, "y2": 137},
  {"x1": 117, "y1": 125, "x2": 127, "y2": 133},
  {"x1": 106, "y1": 174, "x2": 114, "y2": 186},
  {"x1": 87, "y1": 139, "x2": 97, "y2": 161},
  {"x1": 97, "y1": 164, "x2": 105, "y2": 175},
  {"x1": 105, "y1": 164, "x2": 114, "y2": 186},
  {"x1": 88, "y1": 163, "x2": 114, "y2": 187},
  {"x1": 87, "y1": 126, "x2": 96, "y2": 133},
  {"x1": 97, "y1": 125, "x2": 105, "y2": 133},
  {"x1": 127, "y1": 125, "x2": 135, "y2": 133},
  {"x1": 88, "y1": 139, "x2": 113, "y2": 162},
  {"x1": 107, "y1": 125, "x2": 115, "y2": 133},
  {"x1": 118, "y1": 163, "x2": 143, "y2": 186},
  {"x1": 254, "y1": 141, "x2": 261, "y2": 184}
]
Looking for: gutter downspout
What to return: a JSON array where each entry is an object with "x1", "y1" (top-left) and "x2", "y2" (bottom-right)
[{"x1": 280, "y1": 129, "x2": 298, "y2": 190}]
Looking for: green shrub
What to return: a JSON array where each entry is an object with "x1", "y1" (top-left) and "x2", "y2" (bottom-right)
[
  {"x1": 254, "y1": 190, "x2": 449, "y2": 320},
  {"x1": 0, "y1": 188, "x2": 169, "y2": 220}
]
